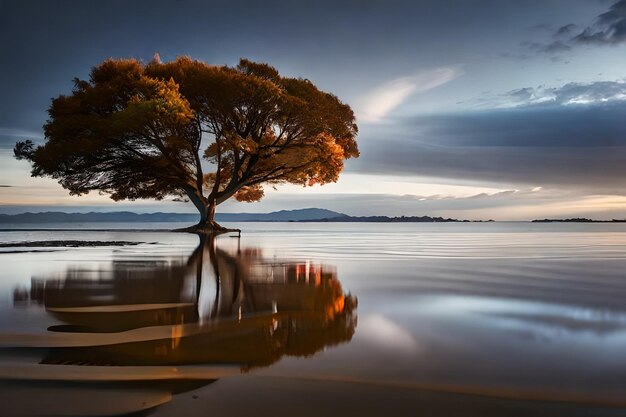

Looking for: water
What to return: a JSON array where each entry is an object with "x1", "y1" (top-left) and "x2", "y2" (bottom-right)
[{"x1": 1, "y1": 222, "x2": 626, "y2": 416}]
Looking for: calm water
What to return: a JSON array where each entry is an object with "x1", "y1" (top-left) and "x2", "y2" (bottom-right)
[{"x1": 1, "y1": 222, "x2": 626, "y2": 416}]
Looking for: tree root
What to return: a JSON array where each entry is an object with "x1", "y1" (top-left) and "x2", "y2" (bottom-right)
[{"x1": 172, "y1": 223, "x2": 241, "y2": 236}]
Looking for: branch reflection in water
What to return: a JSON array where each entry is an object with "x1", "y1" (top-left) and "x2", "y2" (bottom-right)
[{"x1": 3, "y1": 234, "x2": 357, "y2": 416}]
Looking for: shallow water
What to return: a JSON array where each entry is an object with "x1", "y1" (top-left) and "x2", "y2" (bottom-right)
[{"x1": 1, "y1": 222, "x2": 626, "y2": 416}]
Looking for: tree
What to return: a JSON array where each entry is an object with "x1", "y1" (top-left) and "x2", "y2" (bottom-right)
[{"x1": 14, "y1": 56, "x2": 359, "y2": 232}]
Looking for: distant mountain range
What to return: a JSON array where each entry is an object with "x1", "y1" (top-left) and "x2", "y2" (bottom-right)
[
  {"x1": 0, "y1": 208, "x2": 348, "y2": 223},
  {"x1": 0, "y1": 208, "x2": 473, "y2": 223}
]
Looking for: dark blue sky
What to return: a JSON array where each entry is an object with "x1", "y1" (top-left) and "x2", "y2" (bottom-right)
[{"x1": 1, "y1": 0, "x2": 626, "y2": 219}]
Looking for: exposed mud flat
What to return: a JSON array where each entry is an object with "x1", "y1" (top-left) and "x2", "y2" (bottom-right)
[{"x1": 0, "y1": 240, "x2": 150, "y2": 248}]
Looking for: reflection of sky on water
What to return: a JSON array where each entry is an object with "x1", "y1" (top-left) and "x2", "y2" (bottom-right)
[
  {"x1": 369, "y1": 294, "x2": 626, "y2": 378},
  {"x1": 328, "y1": 252, "x2": 626, "y2": 396},
  {"x1": 0, "y1": 223, "x2": 625, "y2": 416},
  {"x1": 236, "y1": 224, "x2": 626, "y2": 412}
]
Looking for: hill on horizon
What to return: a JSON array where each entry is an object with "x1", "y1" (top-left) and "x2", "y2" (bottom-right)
[{"x1": 0, "y1": 208, "x2": 349, "y2": 223}]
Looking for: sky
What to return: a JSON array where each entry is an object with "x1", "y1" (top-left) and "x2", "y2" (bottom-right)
[{"x1": 1, "y1": 0, "x2": 626, "y2": 220}]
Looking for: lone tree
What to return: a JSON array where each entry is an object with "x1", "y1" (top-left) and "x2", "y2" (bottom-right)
[{"x1": 14, "y1": 56, "x2": 358, "y2": 232}]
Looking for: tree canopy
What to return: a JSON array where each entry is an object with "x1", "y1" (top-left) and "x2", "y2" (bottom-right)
[{"x1": 15, "y1": 56, "x2": 359, "y2": 231}]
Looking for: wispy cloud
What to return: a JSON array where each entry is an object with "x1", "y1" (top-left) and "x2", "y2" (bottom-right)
[
  {"x1": 0, "y1": 127, "x2": 43, "y2": 149},
  {"x1": 0, "y1": 128, "x2": 41, "y2": 137},
  {"x1": 556, "y1": 23, "x2": 578, "y2": 37},
  {"x1": 357, "y1": 67, "x2": 463, "y2": 123}
]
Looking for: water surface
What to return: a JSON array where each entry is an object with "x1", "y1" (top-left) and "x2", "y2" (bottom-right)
[{"x1": 1, "y1": 222, "x2": 625, "y2": 416}]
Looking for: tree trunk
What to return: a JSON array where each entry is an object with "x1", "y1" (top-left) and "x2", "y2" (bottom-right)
[
  {"x1": 195, "y1": 199, "x2": 225, "y2": 230},
  {"x1": 179, "y1": 189, "x2": 240, "y2": 235}
]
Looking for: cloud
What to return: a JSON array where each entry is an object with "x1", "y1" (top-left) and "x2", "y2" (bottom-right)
[
  {"x1": 349, "y1": 100, "x2": 626, "y2": 195},
  {"x1": 0, "y1": 127, "x2": 43, "y2": 149},
  {"x1": 476, "y1": 80, "x2": 626, "y2": 108},
  {"x1": 555, "y1": 23, "x2": 578, "y2": 37},
  {"x1": 574, "y1": 0, "x2": 626, "y2": 45},
  {"x1": 521, "y1": 40, "x2": 571, "y2": 55},
  {"x1": 527, "y1": 0, "x2": 626, "y2": 54},
  {"x1": 356, "y1": 67, "x2": 463, "y2": 123}
]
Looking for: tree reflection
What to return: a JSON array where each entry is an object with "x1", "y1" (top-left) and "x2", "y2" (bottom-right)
[{"x1": 7, "y1": 234, "x2": 357, "y2": 416}]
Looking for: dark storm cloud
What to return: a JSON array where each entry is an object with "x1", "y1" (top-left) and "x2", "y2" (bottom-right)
[
  {"x1": 528, "y1": 0, "x2": 626, "y2": 53},
  {"x1": 408, "y1": 99, "x2": 626, "y2": 147},
  {"x1": 574, "y1": 0, "x2": 626, "y2": 45},
  {"x1": 352, "y1": 101, "x2": 626, "y2": 193}
]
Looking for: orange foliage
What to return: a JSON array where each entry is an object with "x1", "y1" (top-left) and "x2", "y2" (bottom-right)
[{"x1": 234, "y1": 185, "x2": 265, "y2": 202}]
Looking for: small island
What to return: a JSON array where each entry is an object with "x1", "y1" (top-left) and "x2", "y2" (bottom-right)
[{"x1": 532, "y1": 218, "x2": 626, "y2": 223}]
